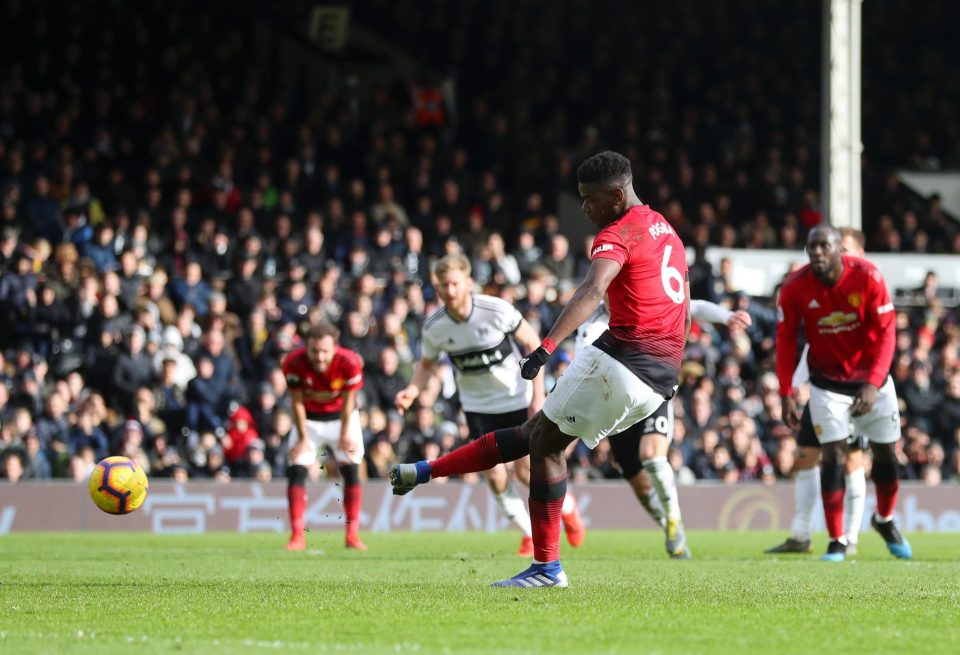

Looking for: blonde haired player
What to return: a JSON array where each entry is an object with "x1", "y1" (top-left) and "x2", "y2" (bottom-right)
[{"x1": 395, "y1": 254, "x2": 585, "y2": 556}]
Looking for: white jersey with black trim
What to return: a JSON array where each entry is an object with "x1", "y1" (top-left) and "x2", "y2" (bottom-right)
[
  {"x1": 420, "y1": 294, "x2": 531, "y2": 414},
  {"x1": 576, "y1": 302, "x2": 611, "y2": 354},
  {"x1": 576, "y1": 299, "x2": 734, "y2": 355}
]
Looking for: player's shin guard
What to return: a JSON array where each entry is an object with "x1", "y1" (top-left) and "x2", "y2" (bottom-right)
[
  {"x1": 820, "y1": 445, "x2": 846, "y2": 542},
  {"x1": 642, "y1": 457, "x2": 681, "y2": 521},
  {"x1": 871, "y1": 448, "x2": 899, "y2": 519},
  {"x1": 494, "y1": 483, "x2": 533, "y2": 537},
  {"x1": 287, "y1": 464, "x2": 308, "y2": 540},
  {"x1": 844, "y1": 467, "x2": 867, "y2": 544},
  {"x1": 430, "y1": 428, "x2": 525, "y2": 479},
  {"x1": 339, "y1": 463, "x2": 362, "y2": 542},
  {"x1": 791, "y1": 468, "x2": 821, "y2": 541},
  {"x1": 528, "y1": 474, "x2": 566, "y2": 563}
]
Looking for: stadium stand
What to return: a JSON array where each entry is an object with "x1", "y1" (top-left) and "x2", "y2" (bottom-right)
[{"x1": 0, "y1": 0, "x2": 958, "y2": 485}]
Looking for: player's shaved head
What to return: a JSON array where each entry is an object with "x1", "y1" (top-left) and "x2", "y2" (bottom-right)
[
  {"x1": 806, "y1": 225, "x2": 843, "y2": 284},
  {"x1": 807, "y1": 224, "x2": 841, "y2": 246}
]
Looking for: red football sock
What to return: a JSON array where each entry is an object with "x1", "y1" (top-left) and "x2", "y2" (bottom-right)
[
  {"x1": 288, "y1": 483, "x2": 306, "y2": 538},
  {"x1": 344, "y1": 482, "x2": 362, "y2": 540},
  {"x1": 529, "y1": 474, "x2": 566, "y2": 563},
  {"x1": 529, "y1": 497, "x2": 564, "y2": 562},
  {"x1": 430, "y1": 432, "x2": 502, "y2": 479},
  {"x1": 821, "y1": 488, "x2": 845, "y2": 540},
  {"x1": 875, "y1": 480, "x2": 899, "y2": 519}
]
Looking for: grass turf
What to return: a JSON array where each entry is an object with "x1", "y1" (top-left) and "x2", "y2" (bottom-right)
[{"x1": 1, "y1": 530, "x2": 957, "y2": 655}]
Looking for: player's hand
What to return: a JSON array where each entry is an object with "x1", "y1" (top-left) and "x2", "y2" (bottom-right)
[
  {"x1": 852, "y1": 383, "x2": 878, "y2": 417},
  {"x1": 394, "y1": 385, "x2": 418, "y2": 415},
  {"x1": 781, "y1": 395, "x2": 800, "y2": 429},
  {"x1": 727, "y1": 310, "x2": 752, "y2": 332},
  {"x1": 289, "y1": 438, "x2": 314, "y2": 462},
  {"x1": 519, "y1": 346, "x2": 550, "y2": 380},
  {"x1": 338, "y1": 436, "x2": 357, "y2": 458}
]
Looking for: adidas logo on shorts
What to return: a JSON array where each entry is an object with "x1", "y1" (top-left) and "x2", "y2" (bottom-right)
[{"x1": 564, "y1": 416, "x2": 576, "y2": 423}]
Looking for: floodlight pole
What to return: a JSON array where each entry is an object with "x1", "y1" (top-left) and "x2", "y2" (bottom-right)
[{"x1": 821, "y1": 0, "x2": 863, "y2": 229}]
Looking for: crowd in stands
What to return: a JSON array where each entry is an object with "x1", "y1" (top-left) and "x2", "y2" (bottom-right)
[{"x1": 1, "y1": 1, "x2": 958, "y2": 486}]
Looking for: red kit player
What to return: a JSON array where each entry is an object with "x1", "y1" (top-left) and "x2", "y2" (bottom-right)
[
  {"x1": 777, "y1": 225, "x2": 911, "y2": 561},
  {"x1": 282, "y1": 320, "x2": 366, "y2": 551},
  {"x1": 391, "y1": 151, "x2": 691, "y2": 587}
]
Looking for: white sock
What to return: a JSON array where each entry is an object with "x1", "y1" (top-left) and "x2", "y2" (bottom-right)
[
  {"x1": 844, "y1": 468, "x2": 866, "y2": 545},
  {"x1": 642, "y1": 457, "x2": 681, "y2": 522},
  {"x1": 494, "y1": 485, "x2": 532, "y2": 537},
  {"x1": 639, "y1": 488, "x2": 666, "y2": 528},
  {"x1": 791, "y1": 468, "x2": 820, "y2": 541},
  {"x1": 561, "y1": 493, "x2": 575, "y2": 515}
]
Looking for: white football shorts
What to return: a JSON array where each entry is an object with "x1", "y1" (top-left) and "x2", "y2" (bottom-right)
[
  {"x1": 543, "y1": 344, "x2": 666, "y2": 449},
  {"x1": 287, "y1": 410, "x2": 365, "y2": 465},
  {"x1": 808, "y1": 376, "x2": 900, "y2": 445}
]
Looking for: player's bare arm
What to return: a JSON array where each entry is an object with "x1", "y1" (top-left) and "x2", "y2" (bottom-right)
[
  {"x1": 684, "y1": 280, "x2": 692, "y2": 340},
  {"x1": 775, "y1": 280, "x2": 802, "y2": 429},
  {"x1": 339, "y1": 388, "x2": 358, "y2": 455},
  {"x1": 289, "y1": 388, "x2": 312, "y2": 461},
  {"x1": 519, "y1": 257, "x2": 621, "y2": 380},
  {"x1": 395, "y1": 357, "x2": 437, "y2": 414},
  {"x1": 548, "y1": 257, "x2": 622, "y2": 347},
  {"x1": 513, "y1": 318, "x2": 546, "y2": 413}
]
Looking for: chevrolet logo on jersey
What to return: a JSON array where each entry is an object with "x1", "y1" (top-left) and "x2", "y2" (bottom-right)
[
  {"x1": 304, "y1": 389, "x2": 338, "y2": 401},
  {"x1": 817, "y1": 311, "x2": 860, "y2": 334}
]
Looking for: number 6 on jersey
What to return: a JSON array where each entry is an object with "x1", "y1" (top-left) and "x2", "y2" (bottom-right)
[{"x1": 661, "y1": 244, "x2": 685, "y2": 304}]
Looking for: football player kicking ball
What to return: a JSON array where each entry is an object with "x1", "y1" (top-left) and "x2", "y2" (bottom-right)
[
  {"x1": 767, "y1": 228, "x2": 870, "y2": 555},
  {"x1": 392, "y1": 151, "x2": 690, "y2": 587},
  {"x1": 578, "y1": 299, "x2": 751, "y2": 559},
  {"x1": 283, "y1": 320, "x2": 367, "y2": 551},
  {"x1": 777, "y1": 225, "x2": 910, "y2": 562},
  {"x1": 394, "y1": 254, "x2": 585, "y2": 557}
]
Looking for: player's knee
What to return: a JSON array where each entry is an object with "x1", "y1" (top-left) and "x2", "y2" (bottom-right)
[
  {"x1": 529, "y1": 422, "x2": 570, "y2": 462},
  {"x1": 338, "y1": 462, "x2": 360, "y2": 486},
  {"x1": 287, "y1": 464, "x2": 308, "y2": 486},
  {"x1": 494, "y1": 427, "x2": 529, "y2": 462},
  {"x1": 820, "y1": 444, "x2": 846, "y2": 492},
  {"x1": 870, "y1": 442, "x2": 897, "y2": 467},
  {"x1": 844, "y1": 450, "x2": 864, "y2": 473},
  {"x1": 821, "y1": 441, "x2": 846, "y2": 465},
  {"x1": 794, "y1": 446, "x2": 820, "y2": 469},
  {"x1": 638, "y1": 438, "x2": 665, "y2": 462}
]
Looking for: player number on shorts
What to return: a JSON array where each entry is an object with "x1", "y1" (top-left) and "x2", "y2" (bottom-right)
[
  {"x1": 661, "y1": 245, "x2": 685, "y2": 304},
  {"x1": 644, "y1": 415, "x2": 670, "y2": 434}
]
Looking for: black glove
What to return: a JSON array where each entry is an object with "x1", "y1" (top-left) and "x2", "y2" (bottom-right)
[{"x1": 519, "y1": 346, "x2": 550, "y2": 380}]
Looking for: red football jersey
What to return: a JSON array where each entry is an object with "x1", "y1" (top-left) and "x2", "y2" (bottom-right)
[
  {"x1": 776, "y1": 256, "x2": 895, "y2": 396},
  {"x1": 589, "y1": 204, "x2": 688, "y2": 394},
  {"x1": 282, "y1": 346, "x2": 364, "y2": 415}
]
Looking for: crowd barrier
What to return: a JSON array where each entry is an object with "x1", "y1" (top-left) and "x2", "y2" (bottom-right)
[{"x1": 2, "y1": 481, "x2": 958, "y2": 534}]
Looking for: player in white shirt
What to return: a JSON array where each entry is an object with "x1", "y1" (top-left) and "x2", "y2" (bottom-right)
[
  {"x1": 766, "y1": 227, "x2": 870, "y2": 555},
  {"x1": 395, "y1": 254, "x2": 585, "y2": 556},
  {"x1": 576, "y1": 298, "x2": 751, "y2": 558}
]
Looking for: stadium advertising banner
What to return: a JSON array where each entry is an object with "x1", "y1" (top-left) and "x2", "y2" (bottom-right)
[{"x1": 2, "y1": 482, "x2": 959, "y2": 534}]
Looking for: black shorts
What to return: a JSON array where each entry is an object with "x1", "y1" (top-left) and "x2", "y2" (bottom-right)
[
  {"x1": 464, "y1": 408, "x2": 529, "y2": 441},
  {"x1": 608, "y1": 399, "x2": 672, "y2": 479},
  {"x1": 795, "y1": 405, "x2": 867, "y2": 450}
]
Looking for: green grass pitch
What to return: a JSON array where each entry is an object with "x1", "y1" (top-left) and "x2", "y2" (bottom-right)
[{"x1": 1, "y1": 531, "x2": 958, "y2": 655}]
